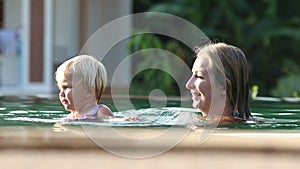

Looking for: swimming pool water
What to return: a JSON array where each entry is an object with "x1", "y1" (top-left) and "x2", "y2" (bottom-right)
[{"x1": 0, "y1": 95, "x2": 300, "y2": 130}]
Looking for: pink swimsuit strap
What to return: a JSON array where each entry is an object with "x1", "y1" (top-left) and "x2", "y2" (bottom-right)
[
  {"x1": 81, "y1": 104, "x2": 102, "y2": 119},
  {"x1": 63, "y1": 105, "x2": 103, "y2": 121}
]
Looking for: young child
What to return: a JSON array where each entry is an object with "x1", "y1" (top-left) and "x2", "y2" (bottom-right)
[{"x1": 55, "y1": 55, "x2": 113, "y2": 121}]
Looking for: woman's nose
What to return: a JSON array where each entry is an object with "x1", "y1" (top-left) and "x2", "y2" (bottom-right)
[{"x1": 186, "y1": 76, "x2": 195, "y2": 90}]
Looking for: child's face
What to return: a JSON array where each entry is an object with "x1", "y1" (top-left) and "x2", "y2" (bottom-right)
[{"x1": 58, "y1": 70, "x2": 88, "y2": 113}]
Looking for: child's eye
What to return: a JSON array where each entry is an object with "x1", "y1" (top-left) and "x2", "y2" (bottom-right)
[{"x1": 61, "y1": 85, "x2": 71, "y2": 90}]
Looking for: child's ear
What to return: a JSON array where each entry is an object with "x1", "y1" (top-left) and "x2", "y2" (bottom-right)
[{"x1": 85, "y1": 87, "x2": 94, "y2": 98}]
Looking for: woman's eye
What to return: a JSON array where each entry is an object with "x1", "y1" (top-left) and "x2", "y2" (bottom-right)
[{"x1": 194, "y1": 75, "x2": 204, "y2": 79}]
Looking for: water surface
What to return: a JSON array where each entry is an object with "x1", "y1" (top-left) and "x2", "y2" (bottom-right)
[{"x1": 0, "y1": 95, "x2": 300, "y2": 130}]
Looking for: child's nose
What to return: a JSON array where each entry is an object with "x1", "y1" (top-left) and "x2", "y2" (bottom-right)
[{"x1": 59, "y1": 90, "x2": 65, "y2": 97}]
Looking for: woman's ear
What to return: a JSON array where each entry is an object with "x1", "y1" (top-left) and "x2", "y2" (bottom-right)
[{"x1": 221, "y1": 90, "x2": 227, "y2": 96}]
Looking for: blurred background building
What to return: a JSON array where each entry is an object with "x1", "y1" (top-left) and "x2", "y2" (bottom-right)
[
  {"x1": 0, "y1": 0, "x2": 131, "y2": 94},
  {"x1": 0, "y1": 0, "x2": 299, "y2": 97}
]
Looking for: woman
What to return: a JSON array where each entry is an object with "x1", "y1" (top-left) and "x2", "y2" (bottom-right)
[{"x1": 186, "y1": 42, "x2": 252, "y2": 121}]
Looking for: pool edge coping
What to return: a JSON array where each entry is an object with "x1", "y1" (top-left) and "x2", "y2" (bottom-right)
[{"x1": 1, "y1": 126, "x2": 300, "y2": 153}]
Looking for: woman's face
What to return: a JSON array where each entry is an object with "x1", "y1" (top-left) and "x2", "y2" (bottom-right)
[
  {"x1": 186, "y1": 56, "x2": 228, "y2": 117},
  {"x1": 186, "y1": 57, "x2": 212, "y2": 115}
]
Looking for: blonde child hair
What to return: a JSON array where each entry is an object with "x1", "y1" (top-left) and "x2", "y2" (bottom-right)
[{"x1": 55, "y1": 55, "x2": 107, "y2": 104}]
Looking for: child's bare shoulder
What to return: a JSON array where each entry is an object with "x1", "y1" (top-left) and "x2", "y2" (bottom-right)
[{"x1": 98, "y1": 104, "x2": 113, "y2": 117}]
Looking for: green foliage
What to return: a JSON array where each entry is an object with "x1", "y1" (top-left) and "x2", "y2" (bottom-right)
[
  {"x1": 271, "y1": 74, "x2": 300, "y2": 98},
  {"x1": 132, "y1": 0, "x2": 300, "y2": 96},
  {"x1": 251, "y1": 85, "x2": 259, "y2": 99},
  {"x1": 271, "y1": 59, "x2": 300, "y2": 98},
  {"x1": 128, "y1": 34, "x2": 187, "y2": 96}
]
